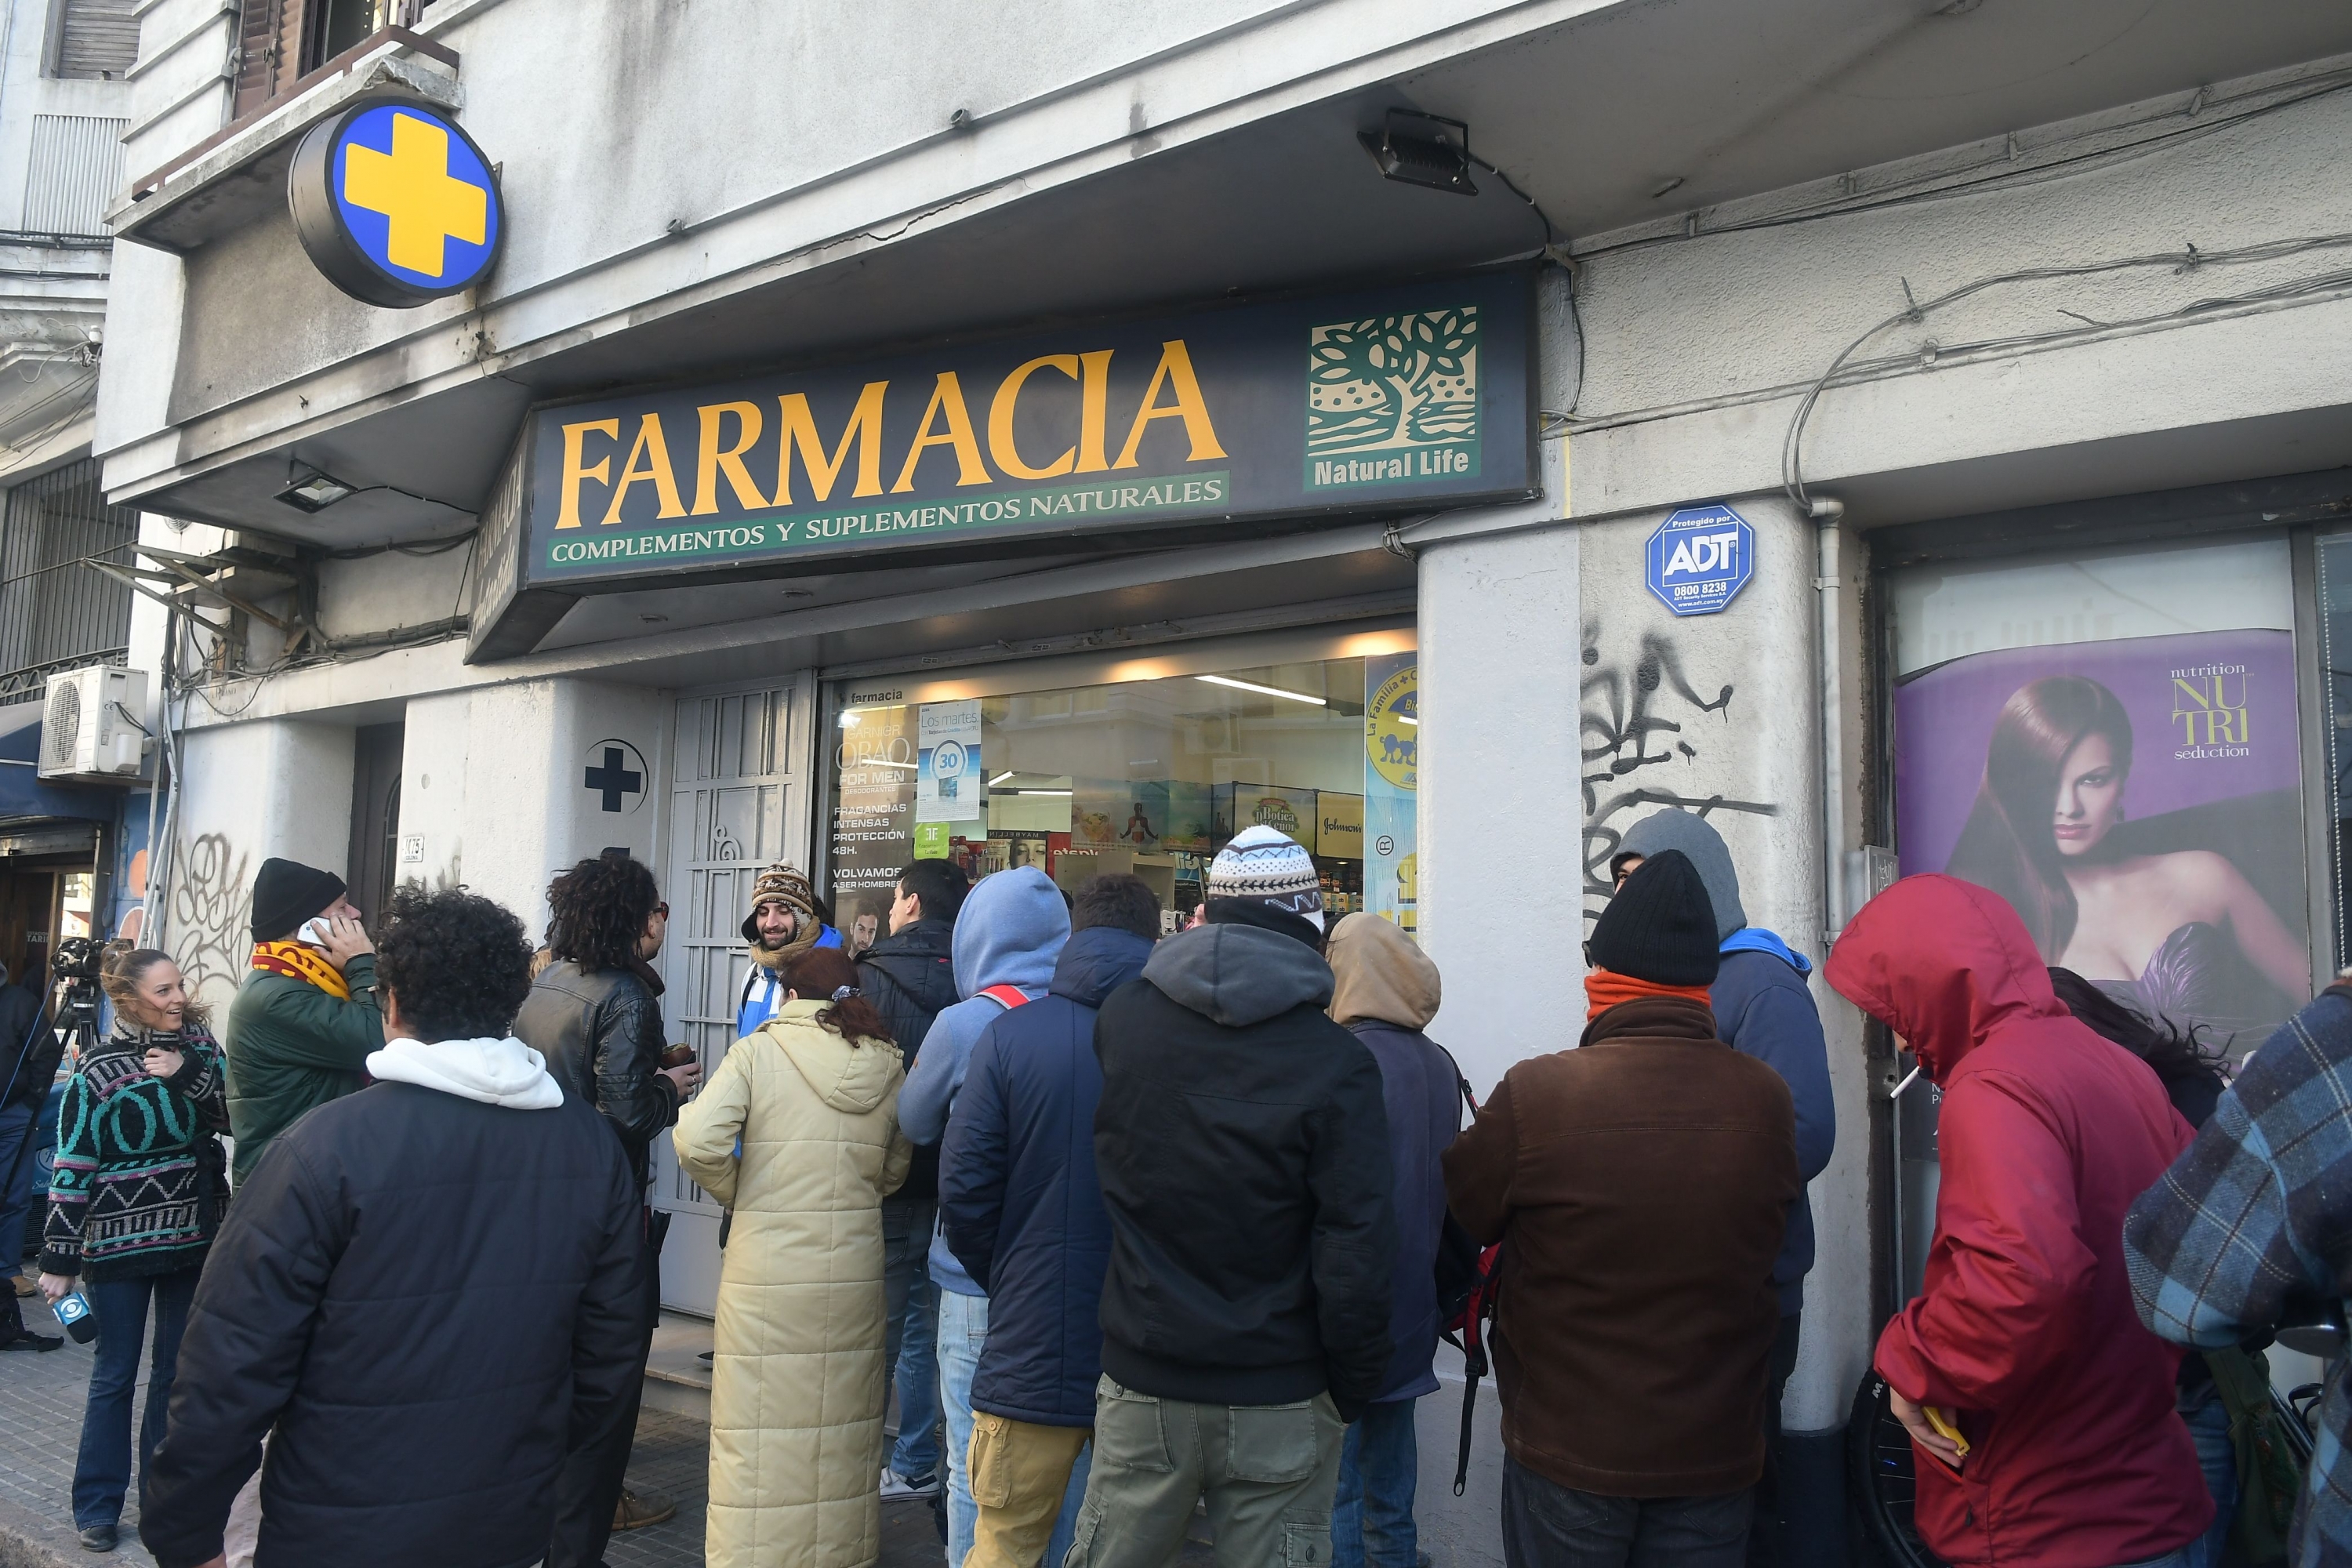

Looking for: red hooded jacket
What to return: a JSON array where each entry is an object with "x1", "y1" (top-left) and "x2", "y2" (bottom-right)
[{"x1": 1826, "y1": 876, "x2": 2209, "y2": 1568}]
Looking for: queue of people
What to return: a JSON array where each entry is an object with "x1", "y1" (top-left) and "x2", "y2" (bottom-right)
[{"x1": 16, "y1": 797, "x2": 2352, "y2": 1568}]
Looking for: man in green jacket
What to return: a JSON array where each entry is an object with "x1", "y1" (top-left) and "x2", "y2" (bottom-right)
[{"x1": 223, "y1": 858, "x2": 383, "y2": 1185}]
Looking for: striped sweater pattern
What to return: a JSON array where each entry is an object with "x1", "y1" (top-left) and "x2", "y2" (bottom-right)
[{"x1": 42, "y1": 1025, "x2": 230, "y2": 1283}]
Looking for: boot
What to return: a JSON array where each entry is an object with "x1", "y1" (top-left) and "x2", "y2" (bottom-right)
[
  {"x1": 0, "y1": 1285, "x2": 61, "y2": 1351},
  {"x1": 612, "y1": 1486, "x2": 676, "y2": 1532}
]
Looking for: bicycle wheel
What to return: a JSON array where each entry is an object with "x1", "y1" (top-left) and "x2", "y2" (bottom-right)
[{"x1": 1848, "y1": 1370, "x2": 1951, "y2": 1568}]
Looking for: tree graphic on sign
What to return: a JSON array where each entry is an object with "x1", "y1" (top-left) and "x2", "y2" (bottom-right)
[{"x1": 1307, "y1": 308, "x2": 1479, "y2": 455}]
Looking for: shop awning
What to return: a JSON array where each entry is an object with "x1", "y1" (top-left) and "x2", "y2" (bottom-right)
[{"x1": 0, "y1": 700, "x2": 128, "y2": 828}]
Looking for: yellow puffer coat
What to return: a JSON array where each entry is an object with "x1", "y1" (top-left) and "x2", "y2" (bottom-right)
[{"x1": 673, "y1": 1000, "x2": 913, "y2": 1568}]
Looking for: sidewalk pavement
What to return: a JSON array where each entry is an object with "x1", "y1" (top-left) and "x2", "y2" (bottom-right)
[{"x1": 1, "y1": 1286, "x2": 1503, "y2": 1568}]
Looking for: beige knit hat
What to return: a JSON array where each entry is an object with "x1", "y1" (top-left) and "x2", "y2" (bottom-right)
[{"x1": 742, "y1": 862, "x2": 822, "y2": 969}]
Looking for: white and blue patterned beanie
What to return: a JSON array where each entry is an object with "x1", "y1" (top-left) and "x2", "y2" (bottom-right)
[{"x1": 1207, "y1": 825, "x2": 1324, "y2": 931}]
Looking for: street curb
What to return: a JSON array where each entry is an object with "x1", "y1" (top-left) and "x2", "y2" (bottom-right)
[{"x1": 0, "y1": 1491, "x2": 153, "y2": 1568}]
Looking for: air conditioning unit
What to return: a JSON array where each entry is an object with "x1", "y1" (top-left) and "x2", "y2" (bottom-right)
[{"x1": 39, "y1": 665, "x2": 147, "y2": 782}]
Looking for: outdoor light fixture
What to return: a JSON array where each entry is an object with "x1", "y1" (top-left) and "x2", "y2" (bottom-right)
[
  {"x1": 1197, "y1": 674, "x2": 1327, "y2": 707},
  {"x1": 1360, "y1": 109, "x2": 1478, "y2": 198},
  {"x1": 274, "y1": 466, "x2": 360, "y2": 514}
]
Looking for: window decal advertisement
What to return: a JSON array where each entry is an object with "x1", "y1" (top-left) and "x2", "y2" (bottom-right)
[
  {"x1": 1896, "y1": 628, "x2": 2311, "y2": 1044},
  {"x1": 1365, "y1": 654, "x2": 1417, "y2": 932}
]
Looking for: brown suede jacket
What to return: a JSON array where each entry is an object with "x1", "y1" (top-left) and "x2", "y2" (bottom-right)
[{"x1": 1442, "y1": 995, "x2": 1798, "y2": 1498}]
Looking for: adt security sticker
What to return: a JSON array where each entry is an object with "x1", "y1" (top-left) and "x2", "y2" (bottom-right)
[{"x1": 1645, "y1": 504, "x2": 1755, "y2": 617}]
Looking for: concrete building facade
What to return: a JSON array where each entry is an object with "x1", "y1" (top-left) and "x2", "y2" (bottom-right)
[{"x1": 85, "y1": 0, "x2": 2352, "y2": 1552}]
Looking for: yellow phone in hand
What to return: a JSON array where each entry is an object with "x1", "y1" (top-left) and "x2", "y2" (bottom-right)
[{"x1": 1922, "y1": 1405, "x2": 1970, "y2": 1463}]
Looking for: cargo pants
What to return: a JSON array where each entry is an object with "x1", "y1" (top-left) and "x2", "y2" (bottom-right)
[{"x1": 1066, "y1": 1375, "x2": 1346, "y2": 1568}]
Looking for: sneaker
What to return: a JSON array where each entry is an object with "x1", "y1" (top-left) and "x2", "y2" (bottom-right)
[
  {"x1": 880, "y1": 1466, "x2": 942, "y2": 1501},
  {"x1": 612, "y1": 1486, "x2": 677, "y2": 1532}
]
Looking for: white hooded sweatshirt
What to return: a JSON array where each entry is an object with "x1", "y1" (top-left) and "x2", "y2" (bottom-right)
[{"x1": 365, "y1": 1035, "x2": 564, "y2": 1110}]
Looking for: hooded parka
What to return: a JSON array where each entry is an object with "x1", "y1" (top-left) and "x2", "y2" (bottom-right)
[
  {"x1": 673, "y1": 1000, "x2": 913, "y2": 1568},
  {"x1": 1825, "y1": 875, "x2": 2209, "y2": 1568},
  {"x1": 1325, "y1": 912, "x2": 1461, "y2": 1403},
  {"x1": 937, "y1": 923, "x2": 1153, "y2": 1425}
]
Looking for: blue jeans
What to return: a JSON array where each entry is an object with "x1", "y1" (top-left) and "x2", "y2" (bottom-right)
[
  {"x1": 0, "y1": 1101, "x2": 35, "y2": 1274},
  {"x1": 2107, "y1": 1553, "x2": 2194, "y2": 1568},
  {"x1": 938, "y1": 1287, "x2": 1084, "y2": 1567},
  {"x1": 74, "y1": 1266, "x2": 201, "y2": 1529},
  {"x1": 2181, "y1": 1389, "x2": 2238, "y2": 1568},
  {"x1": 884, "y1": 1196, "x2": 942, "y2": 1479},
  {"x1": 1335, "y1": 1396, "x2": 1421, "y2": 1568}
]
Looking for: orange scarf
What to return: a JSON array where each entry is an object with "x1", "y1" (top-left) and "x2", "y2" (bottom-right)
[
  {"x1": 1584, "y1": 966, "x2": 1711, "y2": 1021},
  {"x1": 252, "y1": 940, "x2": 352, "y2": 1002}
]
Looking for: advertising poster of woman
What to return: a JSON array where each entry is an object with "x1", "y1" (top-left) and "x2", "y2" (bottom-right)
[{"x1": 1896, "y1": 628, "x2": 2312, "y2": 1047}]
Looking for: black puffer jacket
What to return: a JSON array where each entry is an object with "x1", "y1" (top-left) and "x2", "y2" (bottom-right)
[
  {"x1": 857, "y1": 917, "x2": 958, "y2": 1203},
  {"x1": 514, "y1": 960, "x2": 677, "y2": 1189},
  {"x1": 1092, "y1": 906, "x2": 1396, "y2": 1420},
  {"x1": 138, "y1": 1079, "x2": 644, "y2": 1568}
]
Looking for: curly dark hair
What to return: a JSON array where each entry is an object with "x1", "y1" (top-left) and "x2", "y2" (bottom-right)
[
  {"x1": 376, "y1": 885, "x2": 535, "y2": 1042},
  {"x1": 545, "y1": 854, "x2": 659, "y2": 972},
  {"x1": 779, "y1": 947, "x2": 892, "y2": 1047}
]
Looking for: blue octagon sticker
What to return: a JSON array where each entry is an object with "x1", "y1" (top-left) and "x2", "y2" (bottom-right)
[{"x1": 1645, "y1": 504, "x2": 1755, "y2": 616}]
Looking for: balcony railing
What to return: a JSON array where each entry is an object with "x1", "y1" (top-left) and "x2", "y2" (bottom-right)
[{"x1": 0, "y1": 459, "x2": 136, "y2": 704}]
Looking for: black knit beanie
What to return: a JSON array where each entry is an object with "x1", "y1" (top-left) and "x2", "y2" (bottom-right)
[
  {"x1": 1587, "y1": 848, "x2": 1719, "y2": 986},
  {"x1": 251, "y1": 858, "x2": 347, "y2": 942}
]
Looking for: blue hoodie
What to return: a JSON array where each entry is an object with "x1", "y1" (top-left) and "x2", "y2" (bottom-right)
[
  {"x1": 899, "y1": 865, "x2": 1070, "y2": 1294},
  {"x1": 1616, "y1": 810, "x2": 1837, "y2": 1316}
]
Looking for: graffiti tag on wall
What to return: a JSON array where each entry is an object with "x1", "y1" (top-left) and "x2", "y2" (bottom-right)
[
  {"x1": 1581, "y1": 622, "x2": 1780, "y2": 925},
  {"x1": 172, "y1": 833, "x2": 252, "y2": 1011}
]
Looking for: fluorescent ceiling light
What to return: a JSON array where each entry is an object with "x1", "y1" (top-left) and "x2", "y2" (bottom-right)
[
  {"x1": 1397, "y1": 715, "x2": 1418, "y2": 726},
  {"x1": 864, "y1": 760, "x2": 916, "y2": 770},
  {"x1": 1014, "y1": 789, "x2": 1072, "y2": 797},
  {"x1": 989, "y1": 771, "x2": 1014, "y2": 786},
  {"x1": 1197, "y1": 674, "x2": 1326, "y2": 707}
]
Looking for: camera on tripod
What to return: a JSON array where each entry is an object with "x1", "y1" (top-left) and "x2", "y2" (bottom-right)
[{"x1": 51, "y1": 935, "x2": 103, "y2": 1030}]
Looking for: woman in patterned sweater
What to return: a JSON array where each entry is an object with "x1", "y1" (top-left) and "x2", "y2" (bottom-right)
[{"x1": 37, "y1": 946, "x2": 228, "y2": 1554}]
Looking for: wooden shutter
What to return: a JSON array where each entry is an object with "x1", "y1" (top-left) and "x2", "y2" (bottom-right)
[
  {"x1": 231, "y1": 0, "x2": 316, "y2": 116},
  {"x1": 53, "y1": 0, "x2": 139, "y2": 80}
]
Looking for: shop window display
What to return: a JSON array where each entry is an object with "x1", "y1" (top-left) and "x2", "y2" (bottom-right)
[{"x1": 826, "y1": 650, "x2": 1417, "y2": 949}]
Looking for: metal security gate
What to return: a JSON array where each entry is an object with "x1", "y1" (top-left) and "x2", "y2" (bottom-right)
[{"x1": 652, "y1": 675, "x2": 814, "y2": 1316}]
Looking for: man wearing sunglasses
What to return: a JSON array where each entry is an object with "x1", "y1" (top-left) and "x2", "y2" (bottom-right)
[{"x1": 515, "y1": 851, "x2": 700, "y2": 1567}]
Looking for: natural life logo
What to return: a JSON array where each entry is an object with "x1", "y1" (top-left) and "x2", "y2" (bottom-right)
[{"x1": 1305, "y1": 309, "x2": 1480, "y2": 491}]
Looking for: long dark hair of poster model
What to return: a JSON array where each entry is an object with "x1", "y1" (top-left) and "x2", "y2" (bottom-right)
[{"x1": 1944, "y1": 674, "x2": 2132, "y2": 960}]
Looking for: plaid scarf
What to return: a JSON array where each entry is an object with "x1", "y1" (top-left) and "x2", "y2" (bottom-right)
[{"x1": 251, "y1": 939, "x2": 351, "y2": 1001}]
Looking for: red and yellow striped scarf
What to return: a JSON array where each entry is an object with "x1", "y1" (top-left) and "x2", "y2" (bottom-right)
[{"x1": 251, "y1": 940, "x2": 351, "y2": 1002}]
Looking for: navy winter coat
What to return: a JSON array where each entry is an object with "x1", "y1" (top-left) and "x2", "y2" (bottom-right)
[
  {"x1": 1711, "y1": 933, "x2": 1836, "y2": 1314},
  {"x1": 938, "y1": 924, "x2": 1152, "y2": 1426},
  {"x1": 1350, "y1": 1019, "x2": 1462, "y2": 1402}
]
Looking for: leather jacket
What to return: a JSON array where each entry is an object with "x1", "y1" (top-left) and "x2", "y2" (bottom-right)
[{"x1": 513, "y1": 959, "x2": 677, "y2": 1189}]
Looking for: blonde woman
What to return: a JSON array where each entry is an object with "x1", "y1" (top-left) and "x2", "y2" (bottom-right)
[
  {"x1": 38, "y1": 948, "x2": 227, "y2": 1553},
  {"x1": 675, "y1": 945, "x2": 911, "y2": 1568}
]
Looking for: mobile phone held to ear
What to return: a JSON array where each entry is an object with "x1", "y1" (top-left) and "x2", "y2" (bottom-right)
[{"x1": 296, "y1": 917, "x2": 333, "y2": 949}]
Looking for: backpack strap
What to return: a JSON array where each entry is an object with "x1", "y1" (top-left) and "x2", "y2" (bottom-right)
[{"x1": 979, "y1": 983, "x2": 1032, "y2": 1011}]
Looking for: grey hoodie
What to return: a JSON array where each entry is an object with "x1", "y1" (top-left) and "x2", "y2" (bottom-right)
[
  {"x1": 1142, "y1": 924, "x2": 1334, "y2": 1026},
  {"x1": 1613, "y1": 808, "x2": 1747, "y2": 939}
]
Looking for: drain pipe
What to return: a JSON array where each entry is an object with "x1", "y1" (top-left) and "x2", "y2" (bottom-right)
[{"x1": 1811, "y1": 496, "x2": 1848, "y2": 953}]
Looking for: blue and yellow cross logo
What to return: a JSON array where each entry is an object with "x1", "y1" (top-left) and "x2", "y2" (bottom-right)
[{"x1": 316, "y1": 103, "x2": 501, "y2": 303}]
